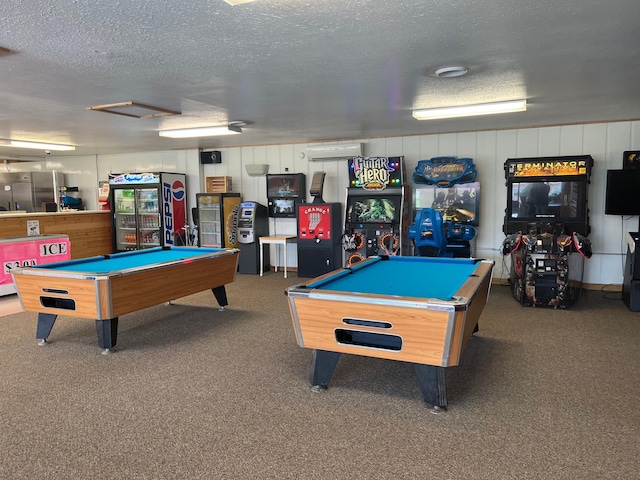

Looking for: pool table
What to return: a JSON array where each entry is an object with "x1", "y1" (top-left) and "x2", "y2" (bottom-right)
[
  {"x1": 286, "y1": 255, "x2": 494, "y2": 410},
  {"x1": 12, "y1": 246, "x2": 239, "y2": 354}
]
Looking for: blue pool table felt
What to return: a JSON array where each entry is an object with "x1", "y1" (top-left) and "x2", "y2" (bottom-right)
[
  {"x1": 34, "y1": 247, "x2": 226, "y2": 274},
  {"x1": 307, "y1": 256, "x2": 479, "y2": 300}
]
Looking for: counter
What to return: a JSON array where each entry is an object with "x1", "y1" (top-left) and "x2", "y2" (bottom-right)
[{"x1": 0, "y1": 211, "x2": 113, "y2": 259}]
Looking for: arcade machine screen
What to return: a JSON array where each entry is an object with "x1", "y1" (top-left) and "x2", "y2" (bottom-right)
[
  {"x1": 414, "y1": 182, "x2": 479, "y2": 226},
  {"x1": 272, "y1": 198, "x2": 295, "y2": 216},
  {"x1": 267, "y1": 174, "x2": 305, "y2": 198},
  {"x1": 347, "y1": 196, "x2": 400, "y2": 225},
  {"x1": 504, "y1": 179, "x2": 588, "y2": 234}
]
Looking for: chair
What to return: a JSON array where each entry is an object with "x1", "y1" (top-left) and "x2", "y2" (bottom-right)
[{"x1": 408, "y1": 208, "x2": 448, "y2": 257}]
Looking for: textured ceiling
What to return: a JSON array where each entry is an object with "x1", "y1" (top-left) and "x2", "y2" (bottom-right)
[{"x1": 1, "y1": 0, "x2": 639, "y2": 159}]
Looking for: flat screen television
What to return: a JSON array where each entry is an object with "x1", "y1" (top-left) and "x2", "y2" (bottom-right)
[
  {"x1": 504, "y1": 178, "x2": 589, "y2": 235},
  {"x1": 266, "y1": 173, "x2": 306, "y2": 198},
  {"x1": 605, "y1": 169, "x2": 640, "y2": 215},
  {"x1": 346, "y1": 195, "x2": 402, "y2": 225},
  {"x1": 413, "y1": 183, "x2": 480, "y2": 226}
]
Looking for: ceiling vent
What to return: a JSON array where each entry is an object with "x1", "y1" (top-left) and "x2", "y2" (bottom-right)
[{"x1": 307, "y1": 143, "x2": 363, "y2": 161}]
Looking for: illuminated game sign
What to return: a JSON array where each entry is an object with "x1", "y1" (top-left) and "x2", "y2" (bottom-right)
[
  {"x1": 348, "y1": 157, "x2": 403, "y2": 191},
  {"x1": 298, "y1": 204, "x2": 335, "y2": 239},
  {"x1": 507, "y1": 158, "x2": 590, "y2": 178},
  {"x1": 413, "y1": 156, "x2": 477, "y2": 186}
]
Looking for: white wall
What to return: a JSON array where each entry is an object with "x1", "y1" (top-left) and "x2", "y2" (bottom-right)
[{"x1": 45, "y1": 120, "x2": 640, "y2": 286}]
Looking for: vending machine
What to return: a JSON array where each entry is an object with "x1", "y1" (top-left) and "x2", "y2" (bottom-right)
[
  {"x1": 109, "y1": 172, "x2": 187, "y2": 252},
  {"x1": 237, "y1": 202, "x2": 269, "y2": 274},
  {"x1": 195, "y1": 193, "x2": 241, "y2": 248}
]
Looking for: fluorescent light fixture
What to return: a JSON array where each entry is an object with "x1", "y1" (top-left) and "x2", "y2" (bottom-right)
[
  {"x1": 412, "y1": 99, "x2": 527, "y2": 120},
  {"x1": 0, "y1": 139, "x2": 75, "y2": 151},
  {"x1": 159, "y1": 125, "x2": 242, "y2": 138},
  {"x1": 224, "y1": 0, "x2": 258, "y2": 5}
]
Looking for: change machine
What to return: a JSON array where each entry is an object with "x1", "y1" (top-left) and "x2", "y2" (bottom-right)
[
  {"x1": 501, "y1": 155, "x2": 593, "y2": 308},
  {"x1": 343, "y1": 156, "x2": 409, "y2": 266},
  {"x1": 237, "y1": 201, "x2": 269, "y2": 274},
  {"x1": 297, "y1": 172, "x2": 343, "y2": 278}
]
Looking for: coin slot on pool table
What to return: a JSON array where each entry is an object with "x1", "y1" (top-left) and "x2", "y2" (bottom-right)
[
  {"x1": 335, "y1": 329, "x2": 402, "y2": 351},
  {"x1": 42, "y1": 288, "x2": 69, "y2": 294},
  {"x1": 40, "y1": 296, "x2": 76, "y2": 310},
  {"x1": 343, "y1": 318, "x2": 392, "y2": 329}
]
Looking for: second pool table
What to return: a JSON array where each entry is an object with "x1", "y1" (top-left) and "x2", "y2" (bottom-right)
[
  {"x1": 12, "y1": 246, "x2": 239, "y2": 354},
  {"x1": 286, "y1": 255, "x2": 494, "y2": 410}
]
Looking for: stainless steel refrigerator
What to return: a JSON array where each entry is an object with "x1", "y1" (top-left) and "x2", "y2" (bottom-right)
[
  {"x1": 0, "y1": 172, "x2": 64, "y2": 212},
  {"x1": 196, "y1": 193, "x2": 241, "y2": 248},
  {"x1": 109, "y1": 172, "x2": 187, "y2": 252}
]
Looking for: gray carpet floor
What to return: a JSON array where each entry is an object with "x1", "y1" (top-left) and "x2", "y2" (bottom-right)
[{"x1": 1, "y1": 272, "x2": 639, "y2": 479}]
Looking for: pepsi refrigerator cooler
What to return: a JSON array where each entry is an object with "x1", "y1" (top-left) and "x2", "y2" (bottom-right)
[{"x1": 109, "y1": 172, "x2": 187, "y2": 252}]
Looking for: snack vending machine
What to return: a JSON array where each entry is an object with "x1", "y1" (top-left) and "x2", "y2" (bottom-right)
[{"x1": 109, "y1": 172, "x2": 187, "y2": 252}]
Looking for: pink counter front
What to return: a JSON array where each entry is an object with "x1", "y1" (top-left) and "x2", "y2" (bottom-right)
[{"x1": 1, "y1": 235, "x2": 71, "y2": 296}]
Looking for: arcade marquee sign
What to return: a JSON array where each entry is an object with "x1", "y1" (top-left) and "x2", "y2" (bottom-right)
[
  {"x1": 348, "y1": 156, "x2": 404, "y2": 191},
  {"x1": 506, "y1": 156, "x2": 593, "y2": 178}
]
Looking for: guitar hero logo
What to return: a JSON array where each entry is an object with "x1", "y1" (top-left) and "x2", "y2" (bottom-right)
[{"x1": 352, "y1": 157, "x2": 395, "y2": 190}]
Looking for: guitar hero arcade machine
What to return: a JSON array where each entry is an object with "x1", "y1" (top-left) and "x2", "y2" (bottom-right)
[{"x1": 343, "y1": 156, "x2": 409, "y2": 266}]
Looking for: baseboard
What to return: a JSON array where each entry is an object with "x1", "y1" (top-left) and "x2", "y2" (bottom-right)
[{"x1": 491, "y1": 277, "x2": 622, "y2": 292}]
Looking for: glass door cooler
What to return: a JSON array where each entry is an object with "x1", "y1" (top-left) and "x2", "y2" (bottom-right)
[
  {"x1": 136, "y1": 188, "x2": 161, "y2": 249},
  {"x1": 110, "y1": 172, "x2": 187, "y2": 252},
  {"x1": 113, "y1": 188, "x2": 138, "y2": 251},
  {"x1": 196, "y1": 193, "x2": 241, "y2": 248}
]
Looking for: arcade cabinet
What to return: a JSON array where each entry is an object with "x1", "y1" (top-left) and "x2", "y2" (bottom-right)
[
  {"x1": 297, "y1": 172, "x2": 343, "y2": 278},
  {"x1": 412, "y1": 156, "x2": 479, "y2": 258},
  {"x1": 502, "y1": 155, "x2": 593, "y2": 308},
  {"x1": 343, "y1": 156, "x2": 409, "y2": 266},
  {"x1": 604, "y1": 158, "x2": 640, "y2": 311},
  {"x1": 623, "y1": 232, "x2": 640, "y2": 311}
]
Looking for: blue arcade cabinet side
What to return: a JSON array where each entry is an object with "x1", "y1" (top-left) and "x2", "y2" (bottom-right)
[{"x1": 410, "y1": 156, "x2": 479, "y2": 258}]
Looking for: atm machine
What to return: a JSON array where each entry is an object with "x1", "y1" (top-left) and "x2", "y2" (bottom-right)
[{"x1": 237, "y1": 202, "x2": 269, "y2": 274}]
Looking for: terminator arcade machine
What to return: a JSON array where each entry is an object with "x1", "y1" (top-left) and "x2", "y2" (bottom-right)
[
  {"x1": 237, "y1": 202, "x2": 269, "y2": 274},
  {"x1": 501, "y1": 155, "x2": 593, "y2": 308},
  {"x1": 343, "y1": 156, "x2": 409, "y2": 266},
  {"x1": 297, "y1": 172, "x2": 343, "y2": 278}
]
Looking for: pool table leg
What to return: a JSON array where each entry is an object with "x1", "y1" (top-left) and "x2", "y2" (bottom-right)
[
  {"x1": 414, "y1": 364, "x2": 448, "y2": 412},
  {"x1": 96, "y1": 318, "x2": 118, "y2": 355},
  {"x1": 310, "y1": 349, "x2": 341, "y2": 391},
  {"x1": 212, "y1": 286, "x2": 228, "y2": 311},
  {"x1": 36, "y1": 313, "x2": 58, "y2": 346}
]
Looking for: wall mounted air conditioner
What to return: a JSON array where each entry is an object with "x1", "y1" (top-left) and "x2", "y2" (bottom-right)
[{"x1": 307, "y1": 143, "x2": 363, "y2": 161}]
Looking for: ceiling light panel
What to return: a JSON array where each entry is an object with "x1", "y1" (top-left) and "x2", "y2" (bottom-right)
[
  {"x1": 159, "y1": 125, "x2": 242, "y2": 138},
  {"x1": 0, "y1": 139, "x2": 76, "y2": 151},
  {"x1": 413, "y1": 100, "x2": 527, "y2": 120},
  {"x1": 224, "y1": 0, "x2": 259, "y2": 5}
]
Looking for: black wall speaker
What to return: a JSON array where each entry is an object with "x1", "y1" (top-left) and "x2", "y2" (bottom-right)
[{"x1": 200, "y1": 150, "x2": 222, "y2": 164}]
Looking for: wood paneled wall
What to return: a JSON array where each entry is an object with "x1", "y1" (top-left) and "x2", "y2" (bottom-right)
[{"x1": 0, "y1": 211, "x2": 113, "y2": 259}]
